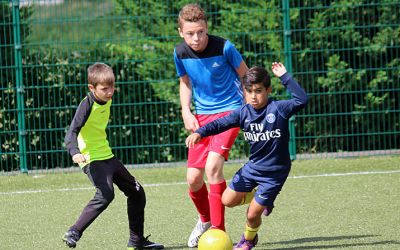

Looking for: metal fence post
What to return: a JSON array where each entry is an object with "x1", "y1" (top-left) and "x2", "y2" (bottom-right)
[
  {"x1": 12, "y1": 0, "x2": 28, "y2": 173},
  {"x1": 282, "y1": 0, "x2": 297, "y2": 160}
]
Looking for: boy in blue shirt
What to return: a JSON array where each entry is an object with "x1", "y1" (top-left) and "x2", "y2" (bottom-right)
[
  {"x1": 186, "y1": 62, "x2": 308, "y2": 249},
  {"x1": 174, "y1": 3, "x2": 248, "y2": 247}
]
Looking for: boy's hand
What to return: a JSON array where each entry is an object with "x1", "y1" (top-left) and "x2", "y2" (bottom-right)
[
  {"x1": 72, "y1": 153, "x2": 86, "y2": 164},
  {"x1": 182, "y1": 111, "x2": 200, "y2": 133},
  {"x1": 271, "y1": 62, "x2": 287, "y2": 77},
  {"x1": 185, "y1": 133, "x2": 201, "y2": 148}
]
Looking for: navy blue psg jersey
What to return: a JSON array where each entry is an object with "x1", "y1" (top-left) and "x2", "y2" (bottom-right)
[
  {"x1": 174, "y1": 35, "x2": 244, "y2": 114},
  {"x1": 196, "y1": 73, "x2": 308, "y2": 171}
]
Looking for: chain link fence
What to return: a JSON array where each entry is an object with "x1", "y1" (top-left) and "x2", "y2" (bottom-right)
[{"x1": 1, "y1": 0, "x2": 399, "y2": 174}]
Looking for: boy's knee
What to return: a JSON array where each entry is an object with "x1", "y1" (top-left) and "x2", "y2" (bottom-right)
[
  {"x1": 221, "y1": 195, "x2": 237, "y2": 207},
  {"x1": 128, "y1": 185, "x2": 146, "y2": 206},
  {"x1": 91, "y1": 191, "x2": 114, "y2": 211},
  {"x1": 102, "y1": 192, "x2": 115, "y2": 205},
  {"x1": 137, "y1": 186, "x2": 146, "y2": 203},
  {"x1": 126, "y1": 190, "x2": 146, "y2": 214},
  {"x1": 223, "y1": 201, "x2": 237, "y2": 208},
  {"x1": 247, "y1": 210, "x2": 261, "y2": 223},
  {"x1": 139, "y1": 189, "x2": 146, "y2": 208},
  {"x1": 187, "y1": 176, "x2": 204, "y2": 191},
  {"x1": 221, "y1": 187, "x2": 242, "y2": 207}
]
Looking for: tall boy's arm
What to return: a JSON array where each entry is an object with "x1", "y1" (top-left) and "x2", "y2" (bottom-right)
[
  {"x1": 179, "y1": 75, "x2": 199, "y2": 132},
  {"x1": 64, "y1": 96, "x2": 92, "y2": 157},
  {"x1": 235, "y1": 61, "x2": 249, "y2": 78}
]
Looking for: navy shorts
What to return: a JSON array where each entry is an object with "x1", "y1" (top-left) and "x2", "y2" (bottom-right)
[{"x1": 228, "y1": 164, "x2": 290, "y2": 207}]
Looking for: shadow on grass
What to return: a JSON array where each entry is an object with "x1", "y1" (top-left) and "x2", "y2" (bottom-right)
[
  {"x1": 271, "y1": 234, "x2": 378, "y2": 244},
  {"x1": 259, "y1": 234, "x2": 400, "y2": 249},
  {"x1": 163, "y1": 245, "x2": 190, "y2": 250}
]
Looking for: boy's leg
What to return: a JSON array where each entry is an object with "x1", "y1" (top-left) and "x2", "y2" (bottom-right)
[
  {"x1": 206, "y1": 112, "x2": 240, "y2": 230},
  {"x1": 225, "y1": 185, "x2": 260, "y2": 250},
  {"x1": 112, "y1": 158, "x2": 145, "y2": 245},
  {"x1": 186, "y1": 130, "x2": 211, "y2": 248},
  {"x1": 63, "y1": 160, "x2": 115, "y2": 247},
  {"x1": 233, "y1": 200, "x2": 264, "y2": 250},
  {"x1": 186, "y1": 167, "x2": 211, "y2": 247},
  {"x1": 187, "y1": 168, "x2": 210, "y2": 224},
  {"x1": 73, "y1": 161, "x2": 115, "y2": 232},
  {"x1": 113, "y1": 158, "x2": 164, "y2": 249},
  {"x1": 185, "y1": 111, "x2": 239, "y2": 245},
  {"x1": 242, "y1": 188, "x2": 257, "y2": 205},
  {"x1": 223, "y1": 168, "x2": 259, "y2": 209},
  {"x1": 221, "y1": 187, "x2": 245, "y2": 207},
  {"x1": 246, "y1": 200, "x2": 265, "y2": 230},
  {"x1": 208, "y1": 180, "x2": 226, "y2": 230},
  {"x1": 234, "y1": 168, "x2": 290, "y2": 249},
  {"x1": 205, "y1": 152, "x2": 226, "y2": 231}
]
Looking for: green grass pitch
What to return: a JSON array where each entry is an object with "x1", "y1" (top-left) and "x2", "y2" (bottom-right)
[{"x1": 1, "y1": 156, "x2": 399, "y2": 249}]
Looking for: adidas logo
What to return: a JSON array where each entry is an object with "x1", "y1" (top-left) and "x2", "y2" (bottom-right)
[{"x1": 212, "y1": 62, "x2": 220, "y2": 68}]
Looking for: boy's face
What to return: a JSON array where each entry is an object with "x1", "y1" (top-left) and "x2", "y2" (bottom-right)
[
  {"x1": 245, "y1": 83, "x2": 272, "y2": 110},
  {"x1": 178, "y1": 20, "x2": 208, "y2": 52},
  {"x1": 89, "y1": 83, "x2": 115, "y2": 102}
]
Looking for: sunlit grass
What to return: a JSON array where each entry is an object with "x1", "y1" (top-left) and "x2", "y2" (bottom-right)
[{"x1": 1, "y1": 156, "x2": 399, "y2": 249}]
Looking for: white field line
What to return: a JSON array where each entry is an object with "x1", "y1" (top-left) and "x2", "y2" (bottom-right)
[{"x1": 1, "y1": 169, "x2": 400, "y2": 196}]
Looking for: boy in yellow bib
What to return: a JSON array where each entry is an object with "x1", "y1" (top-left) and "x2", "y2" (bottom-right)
[{"x1": 63, "y1": 63, "x2": 163, "y2": 250}]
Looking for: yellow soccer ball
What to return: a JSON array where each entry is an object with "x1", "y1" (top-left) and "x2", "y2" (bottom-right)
[{"x1": 198, "y1": 229, "x2": 233, "y2": 250}]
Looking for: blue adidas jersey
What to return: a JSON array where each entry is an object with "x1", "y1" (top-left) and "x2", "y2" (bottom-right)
[
  {"x1": 195, "y1": 73, "x2": 308, "y2": 171},
  {"x1": 174, "y1": 35, "x2": 244, "y2": 114}
]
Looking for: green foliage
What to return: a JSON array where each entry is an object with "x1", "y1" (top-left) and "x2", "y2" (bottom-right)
[
  {"x1": 291, "y1": 0, "x2": 400, "y2": 153},
  {"x1": 317, "y1": 55, "x2": 351, "y2": 92}
]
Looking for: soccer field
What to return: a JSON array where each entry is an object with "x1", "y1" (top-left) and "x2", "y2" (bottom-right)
[{"x1": 1, "y1": 156, "x2": 399, "y2": 250}]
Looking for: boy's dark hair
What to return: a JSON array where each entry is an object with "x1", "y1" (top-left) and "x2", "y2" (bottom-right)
[
  {"x1": 242, "y1": 66, "x2": 271, "y2": 91},
  {"x1": 87, "y1": 63, "x2": 115, "y2": 87},
  {"x1": 178, "y1": 3, "x2": 207, "y2": 28}
]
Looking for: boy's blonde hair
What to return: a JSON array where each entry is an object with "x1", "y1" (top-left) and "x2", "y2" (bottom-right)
[
  {"x1": 178, "y1": 3, "x2": 207, "y2": 28},
  {"x1": 87, "y1": 63, "x2": 115, "y2": 87}
]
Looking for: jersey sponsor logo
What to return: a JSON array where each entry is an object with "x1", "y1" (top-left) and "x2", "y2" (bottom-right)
[
  {"x1": 212, "y1": 62, "x2": 220, "y2": 68},
  {"x1": 266, "y1": 113, "x2": 276, "y2": 123},
  {"x1": 243, "y1": 129, "x2": 281, "y2": 142}
]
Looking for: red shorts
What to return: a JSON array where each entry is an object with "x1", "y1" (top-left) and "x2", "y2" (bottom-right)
[{"x1": 187, "y1": 111, "x2": 240, "y2": 168}]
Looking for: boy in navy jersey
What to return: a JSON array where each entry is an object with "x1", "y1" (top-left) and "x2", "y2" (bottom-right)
[
  {"x1": 186, "y1": 62, "x2": 308, "y2": 249},
  {"x1": 174, "y1": 3, "x2": 248, "y2": 247},
  {"x1": 63, "y1": 63, "x2": 163, "y2": 250}
]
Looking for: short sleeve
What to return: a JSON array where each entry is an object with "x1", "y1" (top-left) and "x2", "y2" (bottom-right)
[
  {"x1": 223, "y1": 40, "x2": 243, "y2": 69},
  {"x1": 174, "y1": 48, "x2": 186, "y2": 77}
]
